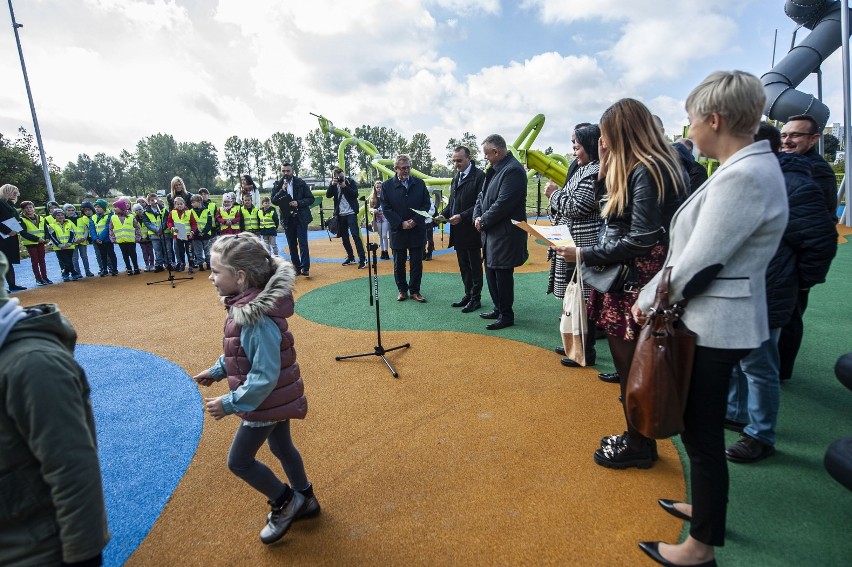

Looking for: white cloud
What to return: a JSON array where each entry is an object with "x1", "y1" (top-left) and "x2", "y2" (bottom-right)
[{"x1": 426, "y1": 0, "x2": 501, "y2": 16}]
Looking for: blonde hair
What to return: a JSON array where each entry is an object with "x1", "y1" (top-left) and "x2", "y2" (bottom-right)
[
  {"x1": 685, "y1": 70, "x2": 766, "y2": 137},
  {"x1": 0, "y1": 184, "x2": 19, "y2": 200},
  {"x1": 170, "y1": 176, "x2": 187, "y2": 196},
  {"x1": 599, "y1": 98, "x2": 685, "y2": 218},
  {"x1": 211, "y1": 233, "x2": 274, "y2": 291},
  {"x1": 368, "y1": 181, "x2": 383, "y2": 209}
]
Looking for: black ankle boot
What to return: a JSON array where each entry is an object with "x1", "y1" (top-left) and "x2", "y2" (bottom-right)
[{"x1": 594, "y1": 435, "x2": 656, "y2": 469}]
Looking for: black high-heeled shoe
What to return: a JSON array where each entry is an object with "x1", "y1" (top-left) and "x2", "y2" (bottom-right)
[
  {"x1": 638, "y1": 542, "x2": 716, "y2": 566},
  {"x1": 658, "y1": 499, "x2": 692, "y2": 521}
]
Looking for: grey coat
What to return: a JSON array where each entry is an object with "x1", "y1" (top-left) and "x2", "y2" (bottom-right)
[
  {"x1": 473, "y1": 153, "x2": 529, "y2": 269},
  {"x1": 638, "y1": 140, "x2": 788, "y2": 349}
]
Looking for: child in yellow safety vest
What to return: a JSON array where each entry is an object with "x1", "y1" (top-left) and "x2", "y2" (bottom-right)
[
  {"x1": 198, "y1": 187, "x2": 219, "y2": 237},
  {"x1": 48, "y1": 208, "x2": 82, "y2": 281},
  {"x1": 133, "y1": 203, "x2": 155, "y2": 271},
  {"x1": 167, "y1": 196, "x2": 197, "y2": 273},
  {"x1": 239, "y1": 193, "x2": 260, "y2": 235},
  {"x1": 190, "y1": 194, "x2": 214, "y2": 271},
  {"x1": 18, "y1": 200, "x2": 52, "y2": 285},
  {"x1": 217, "y1": 192, "x2": 241, "y2": 235},
  {"x1": 258, "y1": 197, "x2": 280, "y2": 256},
  {"x1": 63, "y1": 203, "x2": 95, "y2": 277},
  {"x1": 90, "y1": 199, "x2": 119, "y2": 276},
  {"x1": 109, "y1": 200, "x2": 141, "y2": 275}
]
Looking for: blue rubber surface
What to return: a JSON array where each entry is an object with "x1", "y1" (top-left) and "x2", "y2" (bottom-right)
[{"x1": 77, "y1": 345, "x2": 203, "y2": 567}]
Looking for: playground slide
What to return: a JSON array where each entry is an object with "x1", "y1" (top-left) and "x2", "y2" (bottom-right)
[{"x1": 762, "y1": 0, "x2": 852, "y2": 127}]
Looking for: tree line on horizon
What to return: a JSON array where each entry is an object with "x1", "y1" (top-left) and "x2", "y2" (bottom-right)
[{"x1": 0, "y1": 124, "x2": 492, "y2": 206}]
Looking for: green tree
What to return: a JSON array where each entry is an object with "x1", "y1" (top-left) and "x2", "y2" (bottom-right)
[
  {"x1": 63, "y1": 153, "x2": 122, "y2": 198},
  {"x1": 176, "y1": 141, "x2": 219, "y2": 191},
  {"x1": 264, "y1": 132, "x2": 306, "y2": 176},
  {"x1": 246, "y1": 137, "x2": 267, "y2": 182},
  {"x1": 407, "y1": 132, "x2": 434, "y2": 175},
  {"x1": 446, "y1": 133, "x2": 479, "y2": 166},
  {"x1": 824, "y1": 133, "x2": 840, "y2": 161},
  {"x1": 221, "y1": 135, "x2": 249, "y2": 184},
  {"x1": 352, "y1": 125, "x2": 407, "y2": 177},
  {"x1": 431, "y1": 163, "x2": 452, "y2": 178},
  {"x1": 136, "y1": 133, "x2": 179, "y2": 194},
  {"x1": 0, "y1": 132, "x2": 45, "y2": 203},
  {"x1": 306, "y1": 127, "x2": 339, "y2": 181}
]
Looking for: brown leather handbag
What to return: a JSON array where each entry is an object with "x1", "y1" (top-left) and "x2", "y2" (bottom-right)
[{"x1": 626, "y1": 267, "x2": 697, "y2": 439}]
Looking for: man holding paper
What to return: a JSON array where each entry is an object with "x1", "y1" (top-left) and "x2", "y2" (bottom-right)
[
  {"x1": 474, "y1": 135, "x2": 529, "y2": 330},
  {"x1": 381, "y1": 154, "x2": 431, "y2": 303},
  {"x1": 442, "y1": 146, "x2": 486, "y2": 313}
]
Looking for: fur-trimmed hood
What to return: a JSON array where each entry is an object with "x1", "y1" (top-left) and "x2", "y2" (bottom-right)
[{"x1": 224, "y1": 257, "x2": 297, "y2": 327}]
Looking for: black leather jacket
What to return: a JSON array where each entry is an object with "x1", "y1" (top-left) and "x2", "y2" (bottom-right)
[{"x1": 582, "y1": 161, "x2": 684, "y2": 266}]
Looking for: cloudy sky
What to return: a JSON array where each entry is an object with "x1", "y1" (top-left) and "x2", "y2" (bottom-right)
[{"x1": 0, "y1": 0, "x2": 847, "y2": 176}]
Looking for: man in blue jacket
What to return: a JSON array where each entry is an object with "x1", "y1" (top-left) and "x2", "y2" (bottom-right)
[{"x1": 381, "y1": 154, "x2": 431, "y2": 303}]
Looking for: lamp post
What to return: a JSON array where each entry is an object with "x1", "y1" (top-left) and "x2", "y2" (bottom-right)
[{"x1": 7, "y1": 0, "x2": 55, "y2": 202}]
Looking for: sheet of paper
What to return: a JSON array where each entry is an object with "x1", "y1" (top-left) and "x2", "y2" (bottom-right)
[
  {"x1": 176, "y1": 223, "x2": 187, "y2": 240},
  {"x1": 511, "y1": 220, "x2": 574, "y2": 247},
  {"x1": 1, "y1": 217, "x2": 23, "y2": 238},
  {"x1": 410, "y1": 208, "x2": 433, "y2": 219}
]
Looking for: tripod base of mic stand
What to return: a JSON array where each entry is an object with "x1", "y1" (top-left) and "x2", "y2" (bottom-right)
[
  {"x1": 335, "y1": 343, "x2": 410, "y2": 378},
  {"x1": 147, "y1": 274, "x2": 194, "y2": 288}
]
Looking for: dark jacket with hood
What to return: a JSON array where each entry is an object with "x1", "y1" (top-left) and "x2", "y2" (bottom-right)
[{"x1": 0, "y1": 292, "x2": 110, "y2": 566}]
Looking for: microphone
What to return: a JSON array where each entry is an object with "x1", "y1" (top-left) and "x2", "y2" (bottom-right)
[{"x1": 359, "y1": 196, "x2": 367, "y2": 201}]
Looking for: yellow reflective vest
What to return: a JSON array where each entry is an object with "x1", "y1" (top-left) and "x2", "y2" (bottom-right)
[
  {"x1": 20, "y1": 215, "x2": 46, "y2": 246},
  {"x1": 50, "y1": 220, "x2": 77, "y2": 251},
  {"x1": 241, "y1": 205, "x2": 259, "y2": 232},
  {"x1": 169, "y1": 209, "x2": 193, "y2": 240},
  {"x1": 111, "y1": 214, "x2": 137, "y2": 244}
]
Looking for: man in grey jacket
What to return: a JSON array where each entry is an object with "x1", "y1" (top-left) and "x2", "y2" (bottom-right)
[
  {"x1": 474, "y1": 134, "x2": 529, "y2": 330},
  {"x1": 0, "y1": 254, "x2": 110, "y2": 566}
]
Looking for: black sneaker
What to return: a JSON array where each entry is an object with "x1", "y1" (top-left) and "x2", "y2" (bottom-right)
[
  {"x1": 342, "y1": 258, "x2": 356, "y2": 266},
  {"x1": 259, "y1": 491, "x2": 305, "y2": 545},
  {"x1": 358, "y1": 260, "x2": 367, "y2": 269},
  {"x1": 270, "y1": 484, "x2": 321, "y2": 522},
  {"x1": 600, "y1": 432, "x2": 659, "y2": 461},
  {"x1": 594, "y1": 438, "x2": 655, "y2": 469}
]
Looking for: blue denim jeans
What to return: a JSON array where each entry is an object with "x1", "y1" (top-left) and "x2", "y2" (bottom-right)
[{"x1": 726, "y1": 327, "x2": 782, "y2": 446}]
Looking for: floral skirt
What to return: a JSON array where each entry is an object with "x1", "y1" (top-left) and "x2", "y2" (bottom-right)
[{"x1": 587, "y1": 244, "x2": 667, "y2": 342}]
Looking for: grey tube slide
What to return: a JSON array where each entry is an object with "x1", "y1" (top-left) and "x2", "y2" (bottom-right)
[{"x1": 762, "y1": 0, "x2": 852, "y2": 127}]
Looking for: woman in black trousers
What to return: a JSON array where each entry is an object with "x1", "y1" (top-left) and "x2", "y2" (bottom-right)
[
  {"x1": 632, "y1": 71, "x2": 789, "y2": 566},
  {"x1": 0, "y1": 184, "x2": 26, "y2": 292}
]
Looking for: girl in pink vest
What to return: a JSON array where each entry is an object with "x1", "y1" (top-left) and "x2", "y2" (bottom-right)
[{"x1": 193, "y1": 233, "x2": 318, "y2": 545}]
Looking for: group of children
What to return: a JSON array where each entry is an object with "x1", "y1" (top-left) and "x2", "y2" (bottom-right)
[{"x1": 17, "y1": 178, "x2": 284, "y2": 285}]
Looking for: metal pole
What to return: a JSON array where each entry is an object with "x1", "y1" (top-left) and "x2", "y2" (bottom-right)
[
  {"x1": 7, "y1": 0, "x2": 55, "y2": 202},
  {"x1": 842, "y1": 0, "x2": 852, "y2": 225},
  {"x1": 817, "y1": 67, "x2": 824, "y2": 155}
]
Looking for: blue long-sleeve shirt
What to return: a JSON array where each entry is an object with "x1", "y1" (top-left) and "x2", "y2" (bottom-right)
[
  {"x1": 208, "y1": 315, "x2": 282, "y2": 424},
  {"x1": 89, "y1": 212, "x2": 113, "y2": 241}
]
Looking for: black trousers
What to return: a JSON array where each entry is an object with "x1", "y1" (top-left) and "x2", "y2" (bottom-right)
[
  {"x1": 485, "y1": 266, "x2": 515, "y2": 321},
  {"x1": 96, "y1": 241, "x2": 118, "y2": 274},
  {"x1": 118, "y1": 242, "x2": 139, "y2": 271},
  {"x1": 455, "y1": 247, "x2": 483, "y2": 301},
  {"x1": 778, "y1": 288, "x2": 809, "y2": 381},
  {"x1": 393, "y1": 246, "x2": 424, "y2": 294},
  {"x1": 683, "y1": 346, "x2": 749, "y2": 547}
]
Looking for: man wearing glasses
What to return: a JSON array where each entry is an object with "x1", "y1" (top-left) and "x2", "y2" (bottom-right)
[
  {"x1": 780, "y1": 114, "x2": 838, "y2": 216},
  {"x1": 778, "y1": 114, "x2": 839, "y2": 383},
  {"x1": 474, "y1": 135, "x2": 528, "y2": 330},
  {"x1": 381, "y1": 154, "x2": 431, "y2": 302}
]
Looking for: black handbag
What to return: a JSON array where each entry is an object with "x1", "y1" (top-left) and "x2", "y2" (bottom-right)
[{"x1": 581, "y1": 262, "x2": 637, "y2": 293}]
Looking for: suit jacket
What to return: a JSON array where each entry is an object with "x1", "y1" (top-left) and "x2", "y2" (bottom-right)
[
  {"x1": 381, "y1": 175, "x2": 430, "y2": 249},
  {"x1": 271, "y1": 176, "x2": 315, "y2": 228},
  {"x1": 441, "y1": 165, "x2": 485, "y2": 249},
  {"x1": 473, "y1": 153, "x2": 529, "y2": 269},
  {"x1": 637, "y1": 140, "x2": 788, "y2": 349}
]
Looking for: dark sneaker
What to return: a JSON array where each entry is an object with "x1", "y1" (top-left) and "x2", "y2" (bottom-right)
[
  {"x1": 726, "y1": 434, "x2": 775, "y2": 463},
  {"x1": 44, "y1": 278, "x2": 54, "y2": 285},
  {"x1": 342, "y1": 258, "x2": 356, "y2": 266},
  {"x1": 358, "y1": 260, "x2": 367, "y2": 269},
  {"x1": 594, "y1": 438, "x2": 655, "y2": 469},
  {"x1": 259, "y1": 491, "x2": 305, "y2": 545}
]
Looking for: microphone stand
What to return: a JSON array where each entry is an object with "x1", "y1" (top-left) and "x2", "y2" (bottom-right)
[
  {"x1": 147, "y1": 207, "x2": 193, "y2": 288},
  {"x1": 335, "y1": 196, "x2": 410, "y2": 378}
]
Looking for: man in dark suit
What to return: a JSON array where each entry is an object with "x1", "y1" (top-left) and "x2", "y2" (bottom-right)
[
  {"x1": 474, "y1": 134, "x2": 529, "y2": 330},
  {"x1": 271, "y1": 163, "x2": 315, "y2": 276},
  {"x1": 442, "y1": 146, "x2": 486, "y2": 313},
  {"x1": 381, "y1": 154, "x2": 431, "y2": 303}
]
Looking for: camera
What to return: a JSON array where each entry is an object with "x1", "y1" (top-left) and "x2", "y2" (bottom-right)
[{"x1": 337, "y1": 175, "x2": 345, "y2": 183}]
